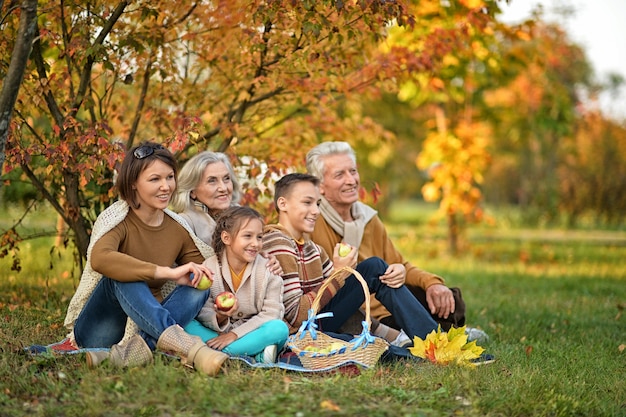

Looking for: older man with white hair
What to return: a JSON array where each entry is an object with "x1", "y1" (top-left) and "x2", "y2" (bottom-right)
[{"x1": 306, "y1": 141, "x2": 487, "y2": 343}]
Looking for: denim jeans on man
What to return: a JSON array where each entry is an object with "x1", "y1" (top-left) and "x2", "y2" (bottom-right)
[{"x1": 318, "y1": 257, "x2": 438, "y2": 340}]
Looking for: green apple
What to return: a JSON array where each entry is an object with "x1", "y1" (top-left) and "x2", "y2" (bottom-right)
[
  {"x1": 338, "y1": 243, "x2": 351, "y2": 257},
  {"x1": 303, "y1": 344, "x2": 320, "y2": 352},
  {"x1": 196, "y1": 274, "x2": 212, "y2": 290},
  {"x1": 190, "y1": 273, "x2": 212, "y2": 290},
  {"x1": 328, "y1": 342, "x2": 345, "y2": 351}
]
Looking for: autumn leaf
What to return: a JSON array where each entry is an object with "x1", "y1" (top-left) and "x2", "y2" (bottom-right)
[
  {"x1": 320, "y1": 400, "x2": 341, "y2": 411},
  {"x1": 459, "y1": 0, "x2": 486, "y2": 9},
  {"x1": 525, "y1": 345, "x2": 533, "y2": 358},
  {"x1": 409, "y1": 325, "x2": 484, "y2": 366}
]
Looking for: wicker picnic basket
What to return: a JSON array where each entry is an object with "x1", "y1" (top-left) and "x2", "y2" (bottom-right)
[{"x1": 287, "y1": 266, "x2": 389, "y2": 370}]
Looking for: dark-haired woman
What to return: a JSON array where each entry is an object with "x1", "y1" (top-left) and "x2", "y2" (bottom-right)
[{"x1": 64, "y1": 142, "x2": 228, "y2": 375}]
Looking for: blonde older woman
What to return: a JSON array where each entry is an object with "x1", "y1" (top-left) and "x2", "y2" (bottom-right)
[
  {"x1": 171, "y1": 151, "x2": 282, "y2": 275},
  {"x1": 170, "y1": 151, "x2": 242, "y2": 244}
]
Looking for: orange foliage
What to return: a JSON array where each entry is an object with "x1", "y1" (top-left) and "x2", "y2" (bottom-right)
[{"x1": 1, "y1": 0, "x2": 415, "y2": 260}]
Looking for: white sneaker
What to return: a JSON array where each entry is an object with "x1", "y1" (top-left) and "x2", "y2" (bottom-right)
[
  {"x1": 465, "y1": 327, "x2": 489, "y2": 344},
  {"x1": 391, "y1": 329, "x2": 412, "y2": 348},
  {"x1": 257, "y1": 344, "x2": 278, "y2": 363}
]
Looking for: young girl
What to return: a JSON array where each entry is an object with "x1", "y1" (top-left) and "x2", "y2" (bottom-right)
[{"x1": 185, "y1": 206, "x2": 289, "y2": 363}]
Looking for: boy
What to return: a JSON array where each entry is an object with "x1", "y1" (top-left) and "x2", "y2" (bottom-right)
[{"x1": 262, "y1": 173, "x2": 438, "y2": 341}]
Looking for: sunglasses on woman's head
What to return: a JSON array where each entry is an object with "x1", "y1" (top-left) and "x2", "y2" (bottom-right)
[{"x1": 133, "y1": 144, "x2": 166, "y2": 159}]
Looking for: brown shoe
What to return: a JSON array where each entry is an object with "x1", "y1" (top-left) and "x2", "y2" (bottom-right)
[{"x1": 157, "y1": 325, "x2": 228, "y2": 376}]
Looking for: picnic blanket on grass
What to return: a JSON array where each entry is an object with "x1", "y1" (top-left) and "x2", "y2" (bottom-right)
[
  {"x1": 26, "y1": 338, "x2": 492, "y2": 371},
  {"x1": 25, "y1": 335, "x2": 418, "y2": 374}
]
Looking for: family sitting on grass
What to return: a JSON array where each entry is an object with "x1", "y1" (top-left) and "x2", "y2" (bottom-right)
[{"x1": 61, "y1": 140, "x2": 488, "y2": 376}]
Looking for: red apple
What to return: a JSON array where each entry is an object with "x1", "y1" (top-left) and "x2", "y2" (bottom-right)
[{"x1": 215, "y1": 291, "x2": 236, "y2": 311}]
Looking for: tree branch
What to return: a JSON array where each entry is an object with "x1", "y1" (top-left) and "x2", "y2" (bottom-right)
[
  {"x1": 0, "y1": 4, "x2": 20, "y2": 26},
  {"x1": 0, "y1": 0, "x2": 38, "y2": 176},
  {"x1": 218, "y1": 20, "x2": 276, "y2": 152},
  {"x1": 59, "y1": 0, "x2": 75, "y2": 98},
  {"x1": 200, "y1": 127, "x2": 221, "y2": 142},
  {"x1": 14, "y1": 109, "x2": 47, "y2": 146},
  {"x1": 167, "y1": 1, "x2": 198, "y2": 27},
  {"x1": 127, "y1": 54, "x2": 153, "y2": 149},
  {"x1": 256, "y1": 106, "x2": 306, "y2": 137},
  {"x1": 20, "y1": 162, "x2": 67, "y2": 224},
  {"x1": 31, "y1": 29, "x2": 66, "y2": 127},
  {"x1": 70, "y1": 1, "x2": 128, "y2": 118},
  {"x1": 0, "y1": 199, "x2": 36, "y2": 234}
]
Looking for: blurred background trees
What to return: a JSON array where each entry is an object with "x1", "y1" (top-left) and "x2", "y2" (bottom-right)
[{"x1": 1, "y1": 0, "x2": 625, "y2": 267}]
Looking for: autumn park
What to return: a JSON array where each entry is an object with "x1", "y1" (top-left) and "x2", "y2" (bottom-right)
[{"x1": 1, "y1": 0, "x2": 625, "y2": 416}]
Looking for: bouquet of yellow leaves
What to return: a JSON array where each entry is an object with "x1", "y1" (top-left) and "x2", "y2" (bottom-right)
[{"x1": 409, "y1": 325, "x2": 485, "y2": 366}]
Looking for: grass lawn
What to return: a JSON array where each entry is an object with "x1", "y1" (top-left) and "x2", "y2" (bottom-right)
[{"x1": 1, "y1": 201, "x2": 625, "y2": 416}]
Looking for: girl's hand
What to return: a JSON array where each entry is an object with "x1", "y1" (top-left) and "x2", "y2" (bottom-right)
[
  {"x1": 214, "y1": 297, "x2": 239, "y2": 318},
  {"x1": 206, "y1": 332, "x2": 237, "y2": 350}
]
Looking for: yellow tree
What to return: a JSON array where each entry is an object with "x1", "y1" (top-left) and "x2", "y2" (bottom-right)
[
  {"x1": 417, "y1": 118, "x2": 491, "y2": 253},
  {"x1": 383, "y1": 0, "x2": 506, "y2": 253}
]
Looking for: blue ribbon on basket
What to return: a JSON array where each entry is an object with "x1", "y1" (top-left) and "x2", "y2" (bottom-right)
[
  {"x1": 296, "y1": 309, "x2": 334, "y2": 340},
  {"x1": 349, "y1": 321, "x2": 376, "y2": 350}
]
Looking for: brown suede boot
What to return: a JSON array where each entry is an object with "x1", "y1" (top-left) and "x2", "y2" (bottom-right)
[
  {"x1": 86, "y1": 334, "x2": 153, "y2": 368},
  {"x1": 156, "y1": 324, "x2": 228, "y2": 376}
]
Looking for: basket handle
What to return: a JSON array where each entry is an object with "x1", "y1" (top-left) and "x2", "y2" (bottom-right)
[{"x1": 310, "y1": 266, "x2": 372, "y2": 329}]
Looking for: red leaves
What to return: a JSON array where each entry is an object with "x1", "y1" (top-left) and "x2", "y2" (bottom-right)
[{"x1": 0, "y1": 229, "x2": 23, "y2": 272}]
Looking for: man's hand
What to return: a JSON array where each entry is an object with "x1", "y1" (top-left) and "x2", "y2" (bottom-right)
[
  {"x1": 379, "y1": 263, "x2": 406, "y2": 288},
  {"x1": 425, "y1": 284, "x2": 455, "y2": 319}
]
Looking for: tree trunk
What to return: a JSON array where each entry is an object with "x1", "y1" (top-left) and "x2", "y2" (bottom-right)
[
  {"x1": 434, "y1": 105, "x2": 460, "y2": 255},
  {"x1": 447, "y1": 211, "x2": 459, "y2": 256},
  {"x1": 0, "y1": 0, "x2": 38, "y2": 177},
  {"x1": 63, "y1": 170, "x2": 90, "y2": 259}
]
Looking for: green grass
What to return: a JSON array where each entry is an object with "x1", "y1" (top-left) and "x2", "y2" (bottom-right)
[{"x1": 1, "y1": 202, "x2": 625, "y2": 416}]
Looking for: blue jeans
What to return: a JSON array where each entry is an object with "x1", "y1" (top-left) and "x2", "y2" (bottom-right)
[
  {"x1": 185, "y1": 319, "x2": 289, "y2": 356},
  {"x1": 318, "y1": 257, "x2": 438, "y2": 339},
  {"x1": 73, "y1": 277, "x2": 210, "y2": 349}
]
